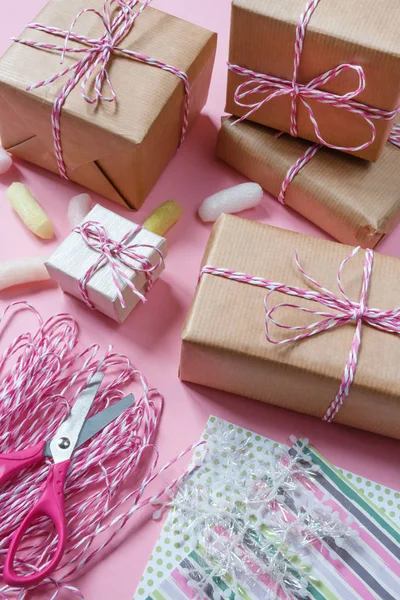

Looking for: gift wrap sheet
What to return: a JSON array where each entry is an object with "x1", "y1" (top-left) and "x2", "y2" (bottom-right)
[{"x1": 135, "y1": 417, "x2": 400, "y2": 600}]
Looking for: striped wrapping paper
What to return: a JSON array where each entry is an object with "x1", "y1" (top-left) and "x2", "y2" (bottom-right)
[{"x1": 134, "y1": 417, "x2": 400, "y2": 600}]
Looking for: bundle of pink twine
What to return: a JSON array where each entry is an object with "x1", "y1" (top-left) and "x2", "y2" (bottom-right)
[
  {"x1": 201, "y1": 246, "x2": 400, "y2": 423},
  {"x1": 228, "y1": 0, "x2": 400, "y2": 153},
  {"x1": 13, "y1": 0, "x2": 191, "y2": 179},
  {"x1": 74, "y1": 221, "x2": 164, "y2": 309},
  {"x1": 0, "y1": 302, "x2": 202, "y2": 598}
]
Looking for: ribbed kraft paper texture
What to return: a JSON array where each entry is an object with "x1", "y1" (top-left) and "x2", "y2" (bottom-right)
[
  {"x1": 181, "y1": 215, "x2": 400, "y2": 439},
  {"x1": 226, "y1": 0, "x2": 400, "y2": 161},
  {"x1": 0, "y1": 0, "x2": 217, "y2": 208},
  {"x1": 216, "y1": 117, "x2": 400, "y2": 247}
]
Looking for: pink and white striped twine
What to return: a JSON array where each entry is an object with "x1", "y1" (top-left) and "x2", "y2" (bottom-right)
[
  {"x1": 0, "y1": 301, "x2": 204, "y2": 598},
  {"x1": 277, "y1": 123, "x2": 400, "y2": 204},
  {"x1": 74, "y1": 220, "x2": 164, "y2": 310},
  {"x1": 200, "y1": 246, "x2": 400, "y2": 422},
  {"x1": 13, "y1": 0, "x2": 191, "y2": 180},
  {"x1": 228, "y1": 0, "x2": 400, "y2": 153}
]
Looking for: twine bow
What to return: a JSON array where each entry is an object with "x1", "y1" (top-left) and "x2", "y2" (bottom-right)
[
  {"x1": 75, "y1": 220, "x2": 163, "y2": 310},
  {"x1": 14, "y1": 0, "x2": 190, "y2": 179},
  {"x1": 201, "y1": 247, "x2": 400, "y2": 422},
  {"x1": 228, "y1": 0, "x2": 399, "y2": 153}
]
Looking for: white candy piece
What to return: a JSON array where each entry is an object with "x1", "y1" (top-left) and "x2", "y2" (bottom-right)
[
  {"x1": 0, "y1": 147, "x2": 12, "y2": 174},
  {"x1": 0, "y1": 257, "x2": 50, "y2": 291},
  {"x1": 68, "y1": 193, "x2": 92, "y2": 228},
  {"x1": 198, "y1": 182, "x2": 263, "y2": 222}
]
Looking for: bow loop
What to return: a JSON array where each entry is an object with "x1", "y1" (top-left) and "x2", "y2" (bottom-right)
[
  {"x1": 61, "y1": 8, "x2": 110, "y2": 64},
  {"x1": 227, "y1": 0, "x2": 399, "y2": 153},
  {"x1": 59, "y1": 5, "x2": 118, "y2": 103},
  {"x1": 263, "y1": 249, "x2": 369, "y2": 348},
  {"x1": 229, "y1": 62, "x2": 378, "y2": 152},
  {"x1": 74, "y1": 220, "x2": 164, "y2": 310},
  {"x1": 306, "y1": 63, "x2": 366, "y2": 100},
  {"x1": 13, "y1": 0, "x2": 190, "y2": 179},
  {"x1": 264, "y1": 294, "x2": 349, "y2": 347},
  {"x1": 264, "y1": 247, "x2": 375, "y2": 343},
  {"x1": 263, "y1": 247, "x2": 382, "y2": 422}
]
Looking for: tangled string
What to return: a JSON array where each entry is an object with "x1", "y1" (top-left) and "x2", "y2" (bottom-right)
[{"x1": 0, "y1": 302, "x2": 198, "y2": 598}]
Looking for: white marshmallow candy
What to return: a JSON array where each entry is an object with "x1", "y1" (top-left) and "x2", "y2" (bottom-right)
[
  {"x1": 198, "y1": 182, "x2": 263, "y2": 222},
  {"x1": 0, "y1": 257, "x2": 50, "y2": 291},
  {"x1": 0, "y1": 146, "x2": 12, "y2": 174},
  {"x1": 68, "y1": 193, "x2": 92, "y2": 228}
]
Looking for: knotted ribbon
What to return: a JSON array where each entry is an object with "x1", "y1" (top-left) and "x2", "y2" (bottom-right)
[
  {"x1": 228, "y1": 0, "x2": 400, "y2": 153},
  {"x1": 13, "y1": 0, "x2": 190, "y2": 179},
  {"x1": 75, "y1": 220, "x2": 164, "y2": 309},
  {"x1": 200, "y1": 247, "x2": 400, "y2": 422}
]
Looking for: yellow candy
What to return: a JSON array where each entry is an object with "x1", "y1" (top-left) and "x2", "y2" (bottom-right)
[
  {"x1": 143, "y1": 200, "x2": 182, "y2": 237},
  {"x1": 6, "y1": 183, "x2": 53, "y2": 239}
]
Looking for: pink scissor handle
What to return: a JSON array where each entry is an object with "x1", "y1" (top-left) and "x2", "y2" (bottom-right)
[
  {"x1": 0, "y1": 441, "x2": 46, "y2": 485},
  {"x1": 4, "y1": 460, "x2": 70, "y2": 588}
]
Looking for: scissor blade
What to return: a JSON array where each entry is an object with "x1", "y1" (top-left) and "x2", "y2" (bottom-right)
[
  {"x1": 76, "y1": 393, "x2": 134, "y2": 449},
  {"x1": 48, "y1": 371, "x2": 105, "y2": 463},
  {"x1": 44, "y1": 393, "x2": 135, "y2": 458}
]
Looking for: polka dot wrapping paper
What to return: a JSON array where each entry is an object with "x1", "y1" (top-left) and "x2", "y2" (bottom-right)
[{"x1": 134, "y1": 417, "x2": 400, "y2": 600}]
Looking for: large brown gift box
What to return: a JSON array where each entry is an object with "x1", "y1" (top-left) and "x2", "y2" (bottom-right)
[
  {"x1": 180, "y1": 214, "x2": 400, "y2": 439},
  {"x1": 226, "y1": 0, "x2": 400, "y2": 162},
  {"x1": 217, "y1": 117, "x2": 400, "y2": 248},
  {"x1": 0, "y1": 0, "x2": 217, "y2": 209}
]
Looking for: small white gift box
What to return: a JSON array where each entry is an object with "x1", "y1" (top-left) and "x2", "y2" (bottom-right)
[{"x1": 46, "y1": 204, "x2": 166, "y2": 322}]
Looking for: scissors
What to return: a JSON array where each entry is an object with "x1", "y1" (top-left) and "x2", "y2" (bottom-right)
[{"x1": 0, "y1": 371, "x2": 134, "y2": 588}]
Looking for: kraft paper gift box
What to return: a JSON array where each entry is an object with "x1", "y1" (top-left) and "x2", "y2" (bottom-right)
[
  {"x1": 180, "y1": 214, "x2": 400, "y2": 439},
  {"x1": 0, "y1": 0, "x2": 217, "y2": 210},
  {"x1": 216, "y1": 117, "x2": 400, "y2": 248},
  {"x1": 226, "y1": 0, "x2": 400, "y2": 162},
  {"x1": 46, "y1": 204, "x2": 166, "y2": 322}
]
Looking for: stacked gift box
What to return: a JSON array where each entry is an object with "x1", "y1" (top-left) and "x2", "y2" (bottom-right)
[
  {"x1": 217, "y1": 0, "x2": 400, "y2": 247},
  {"x1": 180, "y1": 0, "x2": 400, "y2": 439}
]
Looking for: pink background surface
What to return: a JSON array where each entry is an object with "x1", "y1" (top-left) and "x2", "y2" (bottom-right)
[{"x1": 0, "y1": 1, "x2": 399, "y2": 598}]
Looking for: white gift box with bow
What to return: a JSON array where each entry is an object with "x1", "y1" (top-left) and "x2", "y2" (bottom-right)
[{"x1": 46, "y1": 204, "x2": 166, "y2": 322}]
